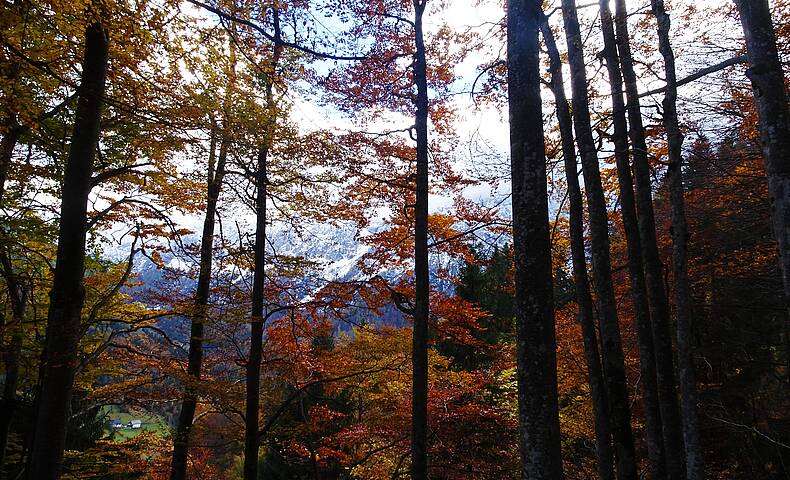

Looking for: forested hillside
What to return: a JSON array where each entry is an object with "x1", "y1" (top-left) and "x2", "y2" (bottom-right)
[{"x1": 0, "y1": 0, "x2": 788, "y2": 479}]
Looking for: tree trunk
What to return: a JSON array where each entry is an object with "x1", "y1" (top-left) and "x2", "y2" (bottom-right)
[
  {"x1": 0, "y1": 251, "x2": 26, "y2": 474},
  {"x1": 411, "y1": 1, "x2": 430, "y2": 479},
  {"x1": 244, "y1": 8, "x2": 281, "y2": 480},
  {"x1": 0, "y1": 114, "x2": 25, "y2": 475},
  {"x1": 170, "y1": 123, "x2": 228, "y2": 480},
  {"x1": 0, "y1": 122, "x2": 23, "y2": 203},
  {"x1": 650, "y1": 1, "x2": 703, "y2": 479},
  {"x1": 27, "y1": 21, "x2": 108, "y2": 480},
  {"x1": 598, "y1": 3, "x2": 668, "y2": 478},
  {"x1": 539, "y1": 15, "x2": 614, "y2": 480},
  {"x1": 559, "y1": 1, "x2": 638, "y2": 478},
  {"x1": 733, "y1": 0, "x2": 790, "y2": 378},
  {"x1": 507, "y1": 1, "x2": 564, "y2": 478},
  {"x1": 613, "y1": 3, "x2": 688, "y2": 478}
]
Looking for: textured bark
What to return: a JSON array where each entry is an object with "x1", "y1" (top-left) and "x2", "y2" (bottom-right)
[
  {"x1": 539, "y1": 15, "x2": 613, "y2": 480},
  {"x1": 244, "y1": 8, "x2": 281, "y2": 480},
  {"x1": 733, "y1": 0, "x2": 790, "y2": 362},
  {"x1": 0, "y1": 251, "x2": 25, "y2": 474},
  {"x1": 27, "y1": 21, "x2": 108, "y2": 480},
  {"x1": 169, "y1": 124, "x2": 228, "y2": 480},
  {"x1": 507, "y1": 1, "x2": 564, "y2": 478},
  {"x1": 560, "y1": 1, "x2": 638, "y2": 478},
  {"x1": 411, "y1": 1, "x2": 430, "y2": 479},
  {"x1": 650, "y1": 1, "x2": 702, "y2": 479},
  {"x1": 614, "y1": 4, "x2": 688, "y2": 478},
  {"x1": 598, "y1": 3, "x2": 668, "y2": 478}
]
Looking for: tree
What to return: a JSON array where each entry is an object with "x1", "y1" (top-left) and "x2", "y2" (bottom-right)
[
  {"x1": 559, "y1": 1, "x2": 638, "y2": 477},
  {"x1": 732, "y1": 0, "x2": 790, "y2": 355},
  {"x1": 539, "y1": 13, "x2": 613, "y2": 480},
  {"x1": 506, "y1": 0, "x2": 563, "y2": 478},
  {"x1": 598, "y1": 1, "x2": 671, "y2": 477},
  {"x1": 649, "y1": 0, "x2": 703, "y2": 478},
  {"x1": 27, "y1": 20, "x2": 109, "y2": 480}
]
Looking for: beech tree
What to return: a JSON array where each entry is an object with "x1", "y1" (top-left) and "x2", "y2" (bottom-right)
[
  {"x1": 733, "y1": 0, "x2": 790, "y2": 329},
  {"x1": 506, "y1": 1, "x2": 563, "y2": 478},
  {"x1": 539, "y1": 12, "x2": 613, "y2": 480},
  {"x1": 559, "y1": 0, "x2": 638, "y2": 477},
  {"x1": 649, "y1": 1, "x2": 703, "y2": 478},
  {"x1": 27, "y1": 20, "x2": 109, "y2": 480}
]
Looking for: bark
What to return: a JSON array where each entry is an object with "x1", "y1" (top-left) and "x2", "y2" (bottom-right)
[
  {"x1": 598, "y1": 3, "x2": 668, "y2": 478},
  {"x1": 27, "y1": 21, "x2": 108, "y2": 480},
  {"x1": 614, "y1": 3, "x2": 688, "y2": 478},
  {"x1": 243, "y1": 7, "x2": 282, "y2": 480},
  {"x1": 0, "y1": 113, "x2": 25, "y2": 474},
  {"x1": 507, "y1": 1, "x2": 564, "y2": 478},
  {"x1": 0, "y1": 122, "x2": 23, "y2": 202},
  {"x1": 169, "y1": 124, "x2": 228, "y2": 480},
  {"x1": 411, "y1": 1, "x2": 430, "y2": 479},
  {"x1": 650, "y1": 1, "x2": 703, "y2": 479},
  {"x1": 539, "y1": 15, "x2": 614, "y2": 480},
  {"x1": 559, "y1": 1, "x2": 638, "y2": 478},
  {"x1": 0, "y1": 251, "x2": 26, "y2": 474},
  {"x1": 733, "y1": 0, "x2": 790, "y2": 368}
]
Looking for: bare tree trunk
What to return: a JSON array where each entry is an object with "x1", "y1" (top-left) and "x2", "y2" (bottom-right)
[
  {"x1": 539, "y1": 15, "x2": 614, "y2": 480},
  {"x1": 0, "y1": 114, "x2": 25, "y2": 475},
  {"x1": 650, "y1": 1, "x2": 703, "y2": 479},
  {"x1": 411, "y1": 1, "x2": 430, "y2": 479},
  {"x1": 28, "y1": 21, "x2": 108, "y2": 480},
  {"x1": 507, "y1": 1, "x2": 564, "y2": 478},
  {"x1": 598, "y1": 3, "x2": 668, "y2": 478},
  {"x1": 613, "y1": 3, "x2": 688, "y2": 478},
  {"x1": 0, "y1": 251, "x2": 25, "y2": 474},
  {"x1": 733, "y1": 0, "x2": 790, "y2": 379},
  {"x1": 560, "y1": 1, "x2": 638, "y2": 478},
  {"x1": 244, "y1": 7, "x2": 281, "y2": 480},
  {"x1": 170, "y1": 122, "x2": 228, "y2": 480}
]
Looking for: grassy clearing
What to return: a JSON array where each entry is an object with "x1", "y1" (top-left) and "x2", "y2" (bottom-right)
[{"x1": 101, "y1": 405, "x2": 169, "y2": 441}]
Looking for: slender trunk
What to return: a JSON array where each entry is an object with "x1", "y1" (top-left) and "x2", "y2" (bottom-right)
[
  {"x1": 169, "y1": 124, "x2": 228, "y2": 480},
  {"x1": 411, "y1": 2, "x2": 430, "y2": 479},
  {"x1": 539, "y1": 15, "x2": 614, "y2": 480},
  {"x1": 650, "y1": 1, "x2": 703, "y2": 479},
  {"x1": 507, "y1": 1, "x2": 564, "y2": 478},
  {"x1": 598, "y1": 3, "x2": 668, "y2": 478},
  {"x1": 0, "y1": 252, "x2": 25, "y2": 474},
  {"x1": 28, "y1": 21, "x2": 108, "y2": 480},
  {"x1": 613, "y1": 4, "x2": 687, "y2": 478},
  {"x1": 0, "y1": 116, "x2": 25, "y2": 474},
  {"x1": 733, "y1": 0, "x2": 790, "y2": 380},
  {"x1": 559, "y1": 1, "x2": 638, "y2": 478},
  {"x1": 244, "y1": 8, "x2": 281, "y2": 480}
]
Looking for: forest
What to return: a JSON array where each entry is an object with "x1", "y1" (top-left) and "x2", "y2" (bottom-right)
[{"x1": 0, "y1": 0, "x2": 788, "y2": 479}]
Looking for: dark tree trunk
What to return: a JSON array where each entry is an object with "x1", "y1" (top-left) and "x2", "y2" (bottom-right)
[
  {"x1": 559, "y1": 1, "x2": 638, "y2": 478},
  {"x1": 27, "y1": 21, "x2": 108, "y2": 480},
  {"x1": 0, "y1": 114, "x2": 25, "y2": 474},
  {"x1": 0, "y1": 251, "x2": 26, "y2": 474},
  {"x1": 650, "y1": 1, "x2": 703, "y2": 479},
  {"x1": 598, "y1": 3, "x2": 668, "y2": 478},
  {"x1": 507, "y1": 1, "x2": 564, "y2": 478},
  {"x1": 539, "y1": 15, "x2": 614, "y2": 480},
  {"x1": 411, "y1": 1, "x2": 430, "y2": 479},
  {"x1": 170, "y1": 124, "x2": 228, "y2": 480},
  {"x1": 0, "y1": 122, "x2": 23, "y2": 202},
  {"x1": 733, "y1": 0, "x2": 790, "y2": 375},
  {"x1": 244, "y1": 8, "x2": 281, "y2": 480},
  {"x1": 613, "y1": 3, "x2": 687, "y2": 477}
]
